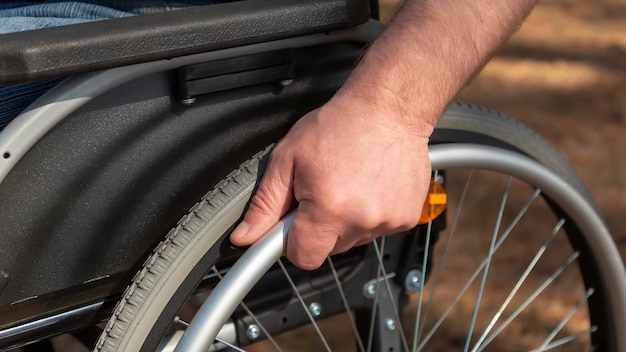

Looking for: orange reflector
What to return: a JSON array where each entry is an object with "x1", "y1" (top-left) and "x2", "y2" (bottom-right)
[{"x1": 418, "y1": 180, "x2": 447, "y2": 224}]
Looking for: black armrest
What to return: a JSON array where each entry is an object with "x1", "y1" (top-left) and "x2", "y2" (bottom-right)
[{"x1": 0, "y1": 0, "x2": 370, "y2": 83}]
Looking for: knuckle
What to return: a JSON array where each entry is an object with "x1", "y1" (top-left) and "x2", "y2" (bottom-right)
[
  {"x1": 396, "y1": 211, "x2": 421, "y2": 230},
  {"x1": 317, "y1": 192, "x2": 349, "y2": 215},
  {"x1": 394, "y1": 220, "x2": 417, "y2": 233},
  {"x1": 378, "y1": 210, "x2": 420, "y2": 233},
  {"x1": 335, "y1": 201, "x2": 383, "y2": 230},
  {"x1": 294, "y1": 258, "x2": 324, "y2": 271}
]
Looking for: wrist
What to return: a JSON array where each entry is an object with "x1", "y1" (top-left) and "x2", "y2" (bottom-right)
[{"x1": 328, "y1": 82, "x2": 437, "y2": 138}]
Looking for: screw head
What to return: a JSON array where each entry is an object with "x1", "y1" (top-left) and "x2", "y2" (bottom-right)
[
  {"x1": 384, "y1": 318, "x2": 396, "y2": 331},
  {"x1": 404, "y1": 269, "x2": 423, "y2": 293},
  {"x1": 246, "y1": 324, "x2": 260, "y2": 340},
  {"x1": 364, "y1": 283, "x2": 377, "y2": 298},
  {"x1": 180, "y1": 97, "x2": 196, "y2": 105},
  {"x1": 309, "y1": 302, "x2": 322, "y2": 317},
  {"x1": 279, "y1": 79, "x2": 294, "y2": 87}
]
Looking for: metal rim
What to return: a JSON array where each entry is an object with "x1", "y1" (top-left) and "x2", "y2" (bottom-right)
[{"x1": 175, "y1": 143, "x2": 626, "y2": 352}]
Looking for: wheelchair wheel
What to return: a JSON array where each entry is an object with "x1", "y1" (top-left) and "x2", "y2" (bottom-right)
[{"x1": 95, "y1": 103, "x2": 626, "y2": 352}]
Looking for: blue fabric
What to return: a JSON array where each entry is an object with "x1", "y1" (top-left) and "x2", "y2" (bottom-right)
[
  {"x1": 0, "y1": 78, "x2": 65, "y2": 130},
  {"x1": 0, "y1": 1, "x2": 216, "y2": 34},
  {"x1": 0, "y1": 1, "x2": 218, "y2": 131}
]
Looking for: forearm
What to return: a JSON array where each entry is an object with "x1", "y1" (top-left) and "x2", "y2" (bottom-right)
[
  {"x1": 231, "y1": 0, "x2": 538, "y2": 270},
  {"x1": 333, "y1": 0, "x2": 537, "y2": 136}
]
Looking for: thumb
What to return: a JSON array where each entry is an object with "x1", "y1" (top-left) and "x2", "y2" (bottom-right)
[{"x1": 230, "y1": 152, "x2": 294, "y2": 246}]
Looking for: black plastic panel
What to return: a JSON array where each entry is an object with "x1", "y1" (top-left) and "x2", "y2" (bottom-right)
[
  {"x1": 0, "y1": 0, "x2": 370, "y2": 83},
  {"x1": 0, "y1": 41, "x2": 363, "y2": 344},
  {"x1": 177, "y1": 49, "x2": 294, "y2": 99}
]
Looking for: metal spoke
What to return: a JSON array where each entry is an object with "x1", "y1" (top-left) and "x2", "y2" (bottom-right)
[
  {"x1": 327, "y1": 257, "x2": 366, "y2": 352},
  {"x1": 532, "y1": 325, "x2": 598, "y2": 352},
  {"x1": 366, "y1": 237, "x2": 387, "y2": 352},
  {"x1": 417, "y1": 187, "x2": 542, "y2": 351},
  {"x1": 477, "y1": 251, "x2": 580, "y2": 350},
  {"x1": 535, "y1": 288, "x2": 595, "y2": 351},
  {"x1": 173, "y1": 316, "x2": 189, "y2": 327},
  {"x1": 277, "y1": 259, "x2": 332, "y2": 352},
  {"x1": 471, "y1": 217, "x2": 565, "y2": 352},
  {"x1": 412, "y1": 221, "x2": 433, "y2": 352},
  {"x1": 213, "y1": 338, "x2": 247, "y2": 352},
  {"x1": 464, "y1": 177, "x2": 512, "y2": 351}
]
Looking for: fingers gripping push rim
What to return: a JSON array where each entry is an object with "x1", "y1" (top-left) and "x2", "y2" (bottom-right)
[
  {"x1": 177, "y1": 144, "x2": 626, "y2": 352},
  {"x1": 95, "y1": 103, "x2": 626, "y2": 351}
]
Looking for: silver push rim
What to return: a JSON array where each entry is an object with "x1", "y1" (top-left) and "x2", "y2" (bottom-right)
[{"x1": 175, "y1": 143, "x2": 626, "y2": 352}]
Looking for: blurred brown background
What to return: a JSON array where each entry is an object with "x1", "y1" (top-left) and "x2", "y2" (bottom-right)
[{"x1": 382, "y1": 0, "x2": 626, "y2": 257}]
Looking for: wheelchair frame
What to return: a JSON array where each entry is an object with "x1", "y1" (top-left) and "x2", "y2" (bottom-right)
[{"x1": 0, "y1": 0, "x2": 378, "y2": 348}]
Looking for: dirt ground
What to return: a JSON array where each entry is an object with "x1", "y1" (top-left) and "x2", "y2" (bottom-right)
[{"x1": 461, "y1": 0, "x2": 626, "y2": 259}]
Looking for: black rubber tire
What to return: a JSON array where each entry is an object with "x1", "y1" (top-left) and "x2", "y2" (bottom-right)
[{"x1": 94, "y1": 102, "x2": 611, "y2": 351}]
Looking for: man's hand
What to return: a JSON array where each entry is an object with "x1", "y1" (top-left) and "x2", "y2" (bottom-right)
[
  {"x1": 230, "y1": 95, "x2": 432, "y2": 270},
  {"x1": 230, "y1": 0, "x2": 537, "y2": 270}
]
